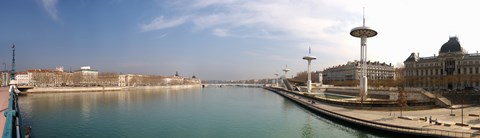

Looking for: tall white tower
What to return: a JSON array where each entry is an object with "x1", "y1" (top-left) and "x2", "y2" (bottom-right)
[
  {"x1": 350, "y1": 8, "x2": 377, "y2": 102},
  {"x1": 303, "y1": 47, "x2": 316, "y2": 93},
  {"x1": 282, "y1": 65, "x2": 290, "y2": 78},
  {"x1": 274, "y1": 73, "x2": 279, "y2": 87}
]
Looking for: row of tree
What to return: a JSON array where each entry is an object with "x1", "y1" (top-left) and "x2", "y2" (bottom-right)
[{"x1": 27, "y1": 71, "x2": 200, "y2": 87}]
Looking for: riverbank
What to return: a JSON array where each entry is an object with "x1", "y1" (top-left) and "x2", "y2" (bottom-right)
[
  {"x1": 23, "y1": 84, "x2": 202, "y2": 93},
  {"x1": 265, "y1": 87, "x2": 480, "y2": 137}
]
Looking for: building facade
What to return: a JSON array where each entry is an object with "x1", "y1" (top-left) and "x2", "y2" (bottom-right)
[
  {"x1": 118, "y1": 74, "x2": 143, "y2": 86},
  {"x1": 15, "y1": 72, "x2": 30, "y2": 86},
  {"x1": 404, "y1": 36, "x2": 480, "y2": 89},
  {"x1": 73, "y1": 66, "x2": 98, "y2": 86},
  {"x1": 323, "y1": 60, "x2": 395, "y2": 84},
  {"x1": 28, "y1": 69, "x2": 67, "y2": 87},
  {"x1": 1, "y1": 71, "x2": 10, "y2": 87}
]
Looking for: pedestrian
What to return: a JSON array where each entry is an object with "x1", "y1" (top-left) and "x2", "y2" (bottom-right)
[{"x1": 429, "y1": 116, "x2": 432, "y2": 124}]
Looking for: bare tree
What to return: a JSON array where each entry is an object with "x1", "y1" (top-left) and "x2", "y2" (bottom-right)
[
  {"x1": 98, "y1": 72, "x2": 119, "y2": 86},
  {"x1": 398, "y1": 87, "x2": 408, "y2": 117}
]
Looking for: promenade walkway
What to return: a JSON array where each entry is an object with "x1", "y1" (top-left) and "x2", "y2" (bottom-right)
[
  {"x1": 268, "y1": 87, "x2": 480, "y2": 137},
  {"x1": 0, "y1": 87, "x2": 10, "y2": 135}
]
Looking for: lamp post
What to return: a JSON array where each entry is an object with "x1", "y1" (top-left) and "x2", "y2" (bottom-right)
[{"x1": 11, "y1": 44, "x2": 16, "y2": 82}]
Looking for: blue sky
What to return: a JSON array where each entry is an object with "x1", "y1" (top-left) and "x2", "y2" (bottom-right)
[{"x1": 1, "y1": 0, "x2": 480, "y2": 80}]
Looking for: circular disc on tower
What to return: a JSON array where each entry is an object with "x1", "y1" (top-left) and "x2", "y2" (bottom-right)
[
  {"x1": 302, "y1": 55, "x2": 317, "y2": 60},
  {"x1": 350, "y1": 26, "x2": 377, "y2": 38}
]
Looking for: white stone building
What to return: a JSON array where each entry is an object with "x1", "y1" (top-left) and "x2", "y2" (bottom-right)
[
  {"x1": 323, "y1": 60, "x2": 395, "y2": 84},
  {"x1": 15, "y1": 72, "x2": 30, "y2": 86},
  {"x1": 74, "y1": 66, "x2": 98, "y2": 86},
  {"x1": 404, "y1": 36, "x2": 480, "y2": 89}
]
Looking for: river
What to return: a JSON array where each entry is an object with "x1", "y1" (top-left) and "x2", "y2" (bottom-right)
[{"x1": 19, "y1": 87, "x2": 392, "y2": 138}]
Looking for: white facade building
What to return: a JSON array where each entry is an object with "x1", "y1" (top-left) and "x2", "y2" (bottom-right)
[
  {"x1": 74, "y1": 66, "x2": 98, "y2": 86},
  {"x1": 15, "y1": 72, "x2": 30, "y2": 86},
  {"x1": 323, "y1": 60, "x2": 395, "y2": 84},
  {"x1": 404, "y1": 36, "x2": 480, "y2": 89}
]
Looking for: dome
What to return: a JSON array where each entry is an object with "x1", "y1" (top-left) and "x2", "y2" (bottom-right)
[{"x1": 439, "y1": 37, "x2": 463, "y2": 53}]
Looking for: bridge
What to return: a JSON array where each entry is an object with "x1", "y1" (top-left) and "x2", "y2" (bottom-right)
[
  {"x1": 2, "y1": 43, "x2": 28, "y2": 138},
  {"x1": 1, "y1": 84, "x2": 27, "y2": 138},
  {"x1": 203, "y1": 84, "x2": 264, "y2": 88}
]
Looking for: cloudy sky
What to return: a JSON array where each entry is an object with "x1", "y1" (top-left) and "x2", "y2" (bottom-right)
[{"x1": 1, "y1": 0, "x2": 480, "y2": 80}]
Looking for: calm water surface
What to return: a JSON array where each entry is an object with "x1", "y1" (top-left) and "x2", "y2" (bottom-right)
[{"x1": 19, "y1": 87, "x2": 391, "y2": 138}]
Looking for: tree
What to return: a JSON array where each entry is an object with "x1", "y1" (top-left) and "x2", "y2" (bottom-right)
[
  {"x1": 98, "y1": 72, "x2": 119, "y2": 86},
  {"x1": 292, "y1": 71, "x2": 320, "y2": 83},
  {"x1": 398, "y1": 87, "x2": 407, "y2": 117}
]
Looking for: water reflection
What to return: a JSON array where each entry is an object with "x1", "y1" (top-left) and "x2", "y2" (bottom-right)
[
  {"x1": 19, "y1": 87, "x2": 391, "y2": 138},
  {"x1": 301, "y1": 115, "x2": 317, "y2": 138}
]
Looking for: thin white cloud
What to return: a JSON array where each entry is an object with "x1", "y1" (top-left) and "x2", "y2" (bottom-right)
[
  {"x1": 41, "y1": 0, "x2": 59, "y2": 21},
  {"x1": 153, "y1": 33, "x2": 168, "y2": 39},
  {"x1": 212, "y1": 28, "x2": 229, "y2": 37},
  {"x1": 141, "y1": 16, "x2": 187, "y2": 32}
]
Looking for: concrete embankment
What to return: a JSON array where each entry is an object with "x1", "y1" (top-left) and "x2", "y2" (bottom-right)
[
  {"x1": 24, "y1": 87, "x2": 125, "y2": 93},
  {"x1": 265, "y1": 87, "x2": 479, "y2": 137},
  {"x1": 23, "y1": 84, "x2": 202, "y2": 93}
]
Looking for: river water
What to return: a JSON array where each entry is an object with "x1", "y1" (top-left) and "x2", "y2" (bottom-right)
[{"x1": 19, "y1": 87, "x2": 392, "y2": 138}]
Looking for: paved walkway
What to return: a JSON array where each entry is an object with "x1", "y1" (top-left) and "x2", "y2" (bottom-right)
[
  {"x1": 271, "y1": 88, "x2": 480, "y2": 137},
  {"x1": 0, "y1": 87, "x2": 10, "y2": 135}
]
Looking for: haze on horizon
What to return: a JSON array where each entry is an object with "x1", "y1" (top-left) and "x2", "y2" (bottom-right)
[{"x1": 1, "y1": 0, "x2": 480, "y2": 80}]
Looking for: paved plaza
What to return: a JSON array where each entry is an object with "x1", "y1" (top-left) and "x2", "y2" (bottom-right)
[
  {"x1": 273, "y1": 89, "x2": 480, "y2": 137},
  {"x1": 0, "y1": 87, "x2": 10, "y2": 135}
]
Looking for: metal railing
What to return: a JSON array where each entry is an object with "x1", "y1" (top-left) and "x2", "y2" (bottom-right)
[
  {"x1": 2, "y1": 85, "x2": 25, "y2": 138},
  {"x1": 265, "y1": 87, "x2": 480, "y2": 138}
]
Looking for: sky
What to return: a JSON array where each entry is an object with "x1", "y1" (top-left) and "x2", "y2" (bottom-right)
[{"x1": 1, "y1": 0, "x2": 480, "y2": 80}]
